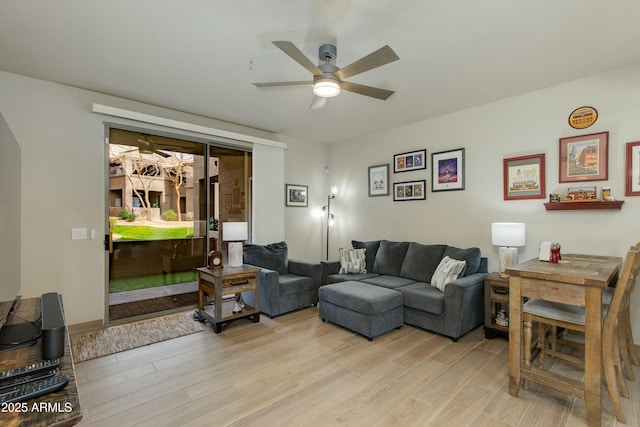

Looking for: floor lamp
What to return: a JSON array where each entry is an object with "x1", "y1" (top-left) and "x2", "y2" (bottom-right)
[{"x1": 323, "y1": 187, "x2": 337, "y2": 260}]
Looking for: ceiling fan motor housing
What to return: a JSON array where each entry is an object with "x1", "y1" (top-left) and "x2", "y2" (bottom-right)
[{"x1": 319, "y1": 44, "x2": 337, "y2": 63}]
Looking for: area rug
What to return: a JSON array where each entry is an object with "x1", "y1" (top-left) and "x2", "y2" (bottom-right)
[{"x1": 71, "y1": 311, "x2": 204, "y2": 363}]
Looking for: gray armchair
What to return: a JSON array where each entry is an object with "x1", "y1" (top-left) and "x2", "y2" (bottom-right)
[{"x1": 242, "y1": 241, "x2": 322, "y2": 318}]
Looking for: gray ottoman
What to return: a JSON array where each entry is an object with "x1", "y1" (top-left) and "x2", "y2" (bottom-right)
[{"x1": 319, "y1": 281, "x2": 404, "y2": 340}]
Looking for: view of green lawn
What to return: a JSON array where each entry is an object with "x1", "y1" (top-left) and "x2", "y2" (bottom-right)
[
  {"x1": 109, "y1": 271, "x2": 197, "y2": 293},
  {"x1": 113, "y1": 224, "x2": 194, "y2": 241}
]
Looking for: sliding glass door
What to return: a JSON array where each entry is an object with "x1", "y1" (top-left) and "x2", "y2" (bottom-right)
[{"x1": 106, "y1": 127, "x2": 252, "y2": 323}]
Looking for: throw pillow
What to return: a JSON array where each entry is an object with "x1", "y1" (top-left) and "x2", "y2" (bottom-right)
[
  {"x1": 431, "y1": 256, "x2": 466, "y2": 291},
  {"x1": 338, "y1": 248, "x2": 367, "y2": 274}
]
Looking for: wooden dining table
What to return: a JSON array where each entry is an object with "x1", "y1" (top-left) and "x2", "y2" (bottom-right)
[{"x1": 506, "y1": 254, "x2": 621, "y2": 427}]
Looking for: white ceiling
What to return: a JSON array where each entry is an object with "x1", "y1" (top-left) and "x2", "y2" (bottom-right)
[{"x1": 2, "y1": 1, "x2": 640, "y2": 145}]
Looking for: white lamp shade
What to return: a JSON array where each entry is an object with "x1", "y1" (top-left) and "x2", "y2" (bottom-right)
[
  {"x1": 222, "y1": 222, "x2": 248, "y2": 241},
  {"x1": 491, "y1": 223, "x2": 526, "y2": 247}
]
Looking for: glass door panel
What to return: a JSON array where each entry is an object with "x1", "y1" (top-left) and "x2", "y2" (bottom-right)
[{"x1": 107, "y1": 128, "x2": 207, "y2": 322}]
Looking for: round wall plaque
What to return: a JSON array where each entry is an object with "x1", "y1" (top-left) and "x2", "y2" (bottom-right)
[{"x1": 568, "y1": 106, "x2": 598, "y2": 129}]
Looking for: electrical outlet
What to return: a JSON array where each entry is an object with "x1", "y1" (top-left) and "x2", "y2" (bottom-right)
[{"x1": 71, "y1": 228, "x2": 87, "y2": 240}]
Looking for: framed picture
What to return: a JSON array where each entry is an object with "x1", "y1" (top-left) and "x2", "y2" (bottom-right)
[
  {"x1": 559, "y1": 131, "x2": 609, "y2": 183},
  {"x1": 394, "y1": 149, "x2": 426, "y2": 173},
  {"x1": 393, "y1": 180, "x2": 426, "y2": 201},
  {"x1": 368, "y1": 164, "x2": 389, "y2": 197},
  {"x1": 626, "y1": 141, "x2": 640, "y2": 196},
  {"x1": 285, "y1": 184, "x2": 308, "y2": 207},
  {"x1": 431, "y1": 148, "x2": 465, "y2": 192},
  {"x1": 503, "y1": 153, "x2": 546, "y2": 200}
]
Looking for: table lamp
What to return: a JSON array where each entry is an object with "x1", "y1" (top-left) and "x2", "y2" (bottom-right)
[
  {"x1": 223, "y1": 222, "x2": 248, "y2": 267},
  {"x1": 491, "y1": 222, "x2": 526, "y2": 278}
]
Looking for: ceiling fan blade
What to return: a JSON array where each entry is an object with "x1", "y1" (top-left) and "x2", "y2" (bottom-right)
[
  {"x1": 309, "y1": 96, "x2": 327, "y2": 110},
  {"x1": 341, "y1": 81, "x2": 395, "y2": 100},
  {"x1": 253, "y1": 81, "x2": 312, "y2": 88},
  {"x1": 335, "y1": 45, "x2": 399, "y2": 80},
  {"x1": 272, "y1": 41, "x2": 324, "y2": 77}
]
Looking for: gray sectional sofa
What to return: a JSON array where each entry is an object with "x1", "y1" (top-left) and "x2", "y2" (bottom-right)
[{"x1": 321, "y1": 239, "x2": 487, "y2": 341}]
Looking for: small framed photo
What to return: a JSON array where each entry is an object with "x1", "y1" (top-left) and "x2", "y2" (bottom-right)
[
  {"x1": 394, "y1": 149, "x2": 426, "y2": 173},
  {"x1": 393, "y1": 180, "x2": 426, "y2": 201},
  {"x1": 431, "y1": 148, "x2": 465, "y2": 192},
  {"x1": 626, "y1": 141, "x2": 640, "y2": 196},
  {"x1": 368, "y1": 164, "x2": 389, "y2": 197},
  {"x1": 285, "y1": 184, "x2": 308, "y2": 207},
  {"x1": 503, "y1": 153, "x2": 546, "y2": 200},
  {"x1": 559, "y1": 131, "x2": 608, "y2": 183}
]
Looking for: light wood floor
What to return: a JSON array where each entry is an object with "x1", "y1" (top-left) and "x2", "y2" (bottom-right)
[{"x1": 73, "y1": 307, "x2": 640, "y2": 427}]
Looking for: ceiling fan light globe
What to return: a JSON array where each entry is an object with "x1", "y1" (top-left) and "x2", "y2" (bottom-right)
[{"x1": 313, "y1": 79, "x2": 341, "y2": 97}]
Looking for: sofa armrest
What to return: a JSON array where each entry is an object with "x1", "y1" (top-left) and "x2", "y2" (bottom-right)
[
  {"x1": 288, "y1": 259, "x2": 323, "y2": 287},
  {"x1": 320, "y1": 260, "x2": 341, "y2": 285},
  {"x1": 442, "y1": 272, "x2": 486, "y2": 338},
  {"x1": 245, "y1": 264, "x2": 280, "y2": 309}
]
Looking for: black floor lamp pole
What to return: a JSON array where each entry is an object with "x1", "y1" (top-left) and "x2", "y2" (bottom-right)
[{"x1": 325, "y1": 193, "x2": 335, "y2": 260}]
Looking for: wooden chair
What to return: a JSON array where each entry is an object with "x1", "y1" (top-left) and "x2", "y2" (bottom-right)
[
  {"x1": 603, "y1": 242, "x2": 640, "y2": 382},
  {"x1": 522, "y1": 247, "x2": 640, "y2": 424}
]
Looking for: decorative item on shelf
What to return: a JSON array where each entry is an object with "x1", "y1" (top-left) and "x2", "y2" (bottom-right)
[
  {"x1": 491, "y1": 222, "x2": 526, "y2": 278},
  {"x1": 564, "y1": 186, "x2": 598, "y2": 202},
  {"x1": 323, "y1": 187, "x2": 338, "y2": 260},
  {"x1": 223, "y1": 222, "x2": 248, "y2": 267},
  {"x1": 496, "y1": 310, "x2": 509, "y2": 327},
  {"x1": 602, "y1": 187, "x2": 612, "y2": 201},
  {"x1": 208, "y1": 249, "x2": 223, "y2": 270},
  {"x1": 549, "y1": 193, "x2": 561, "y2": 203}
]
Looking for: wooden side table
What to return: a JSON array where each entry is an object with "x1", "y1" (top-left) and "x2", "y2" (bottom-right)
[
  {"x1": 483, "y1": 272, "x2": 510, "y2": 339},
  {"x1": 196, "y1": 265, "x2": 260, "y2": 333}
]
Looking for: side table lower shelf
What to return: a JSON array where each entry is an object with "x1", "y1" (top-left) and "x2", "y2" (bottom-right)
[
  {"x1": 484, "y1": 272, "x2": 510, "y2": 339},
  {"x1": 196, "y1": 265, "x2": 260, "y2": 333}
]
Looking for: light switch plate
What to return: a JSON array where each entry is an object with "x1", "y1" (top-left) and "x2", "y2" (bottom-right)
[{"x1": 72, "y1": 228, "x2": 87, "y2": 240}]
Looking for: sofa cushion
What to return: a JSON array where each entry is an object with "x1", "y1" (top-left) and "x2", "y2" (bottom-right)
[
  {"x1": 361, "y1": 275, "x2": 416, "y2": 290},
  {"x1": 327, "y1": 272, "x2": 380, "y2": 284},
  {"x1": 339, "y1": 248, "x2": 367, "y2": 274},
  {"x1": 399, "y1": 282, "x2": 445, "y2": 315},
  {"x1": 372, "y1": 240, "x2": 410, "y2": 276},
  {"x1": 399, "y1": 242, "x2": 447, "y2": 282},
  {"x1": 443, "y1": 246, "x2": 481, "y2": 276},
  {"x1": 352, "y1": 240, "x2": 381, "y2": 273},
  {"x1": 278, "y1": 274, "x2": 316, "y2": 296},
  {"x1": 431, "y1": 256, "x2": 466, "y2": 291},
  {"x1": 243, "y1": 241, "x2": 288, "y2": 274}
]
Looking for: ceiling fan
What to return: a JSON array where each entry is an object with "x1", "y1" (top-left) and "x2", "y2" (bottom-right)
[
  {"x1": 119, "y1": 134, "x2": 171, "y2": 157},
  {"x1": 253, "y1": 41, "x2": 399, "y2": 108}
]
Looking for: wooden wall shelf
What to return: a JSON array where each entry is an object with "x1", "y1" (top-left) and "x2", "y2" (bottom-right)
[{"x1": 544, "y1": 201, "x2": 624, "y2": 211}]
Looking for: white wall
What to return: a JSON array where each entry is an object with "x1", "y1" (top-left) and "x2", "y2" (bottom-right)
[
  {"x1": 0, "y1": 70, "x2": 289, "y2": 325},
  {"x1": 326, "y1": 63, "x2": 640, "y2": 341},
  {"x1": 280, "y1": 136, "x2": 329, "y2": 262}
]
